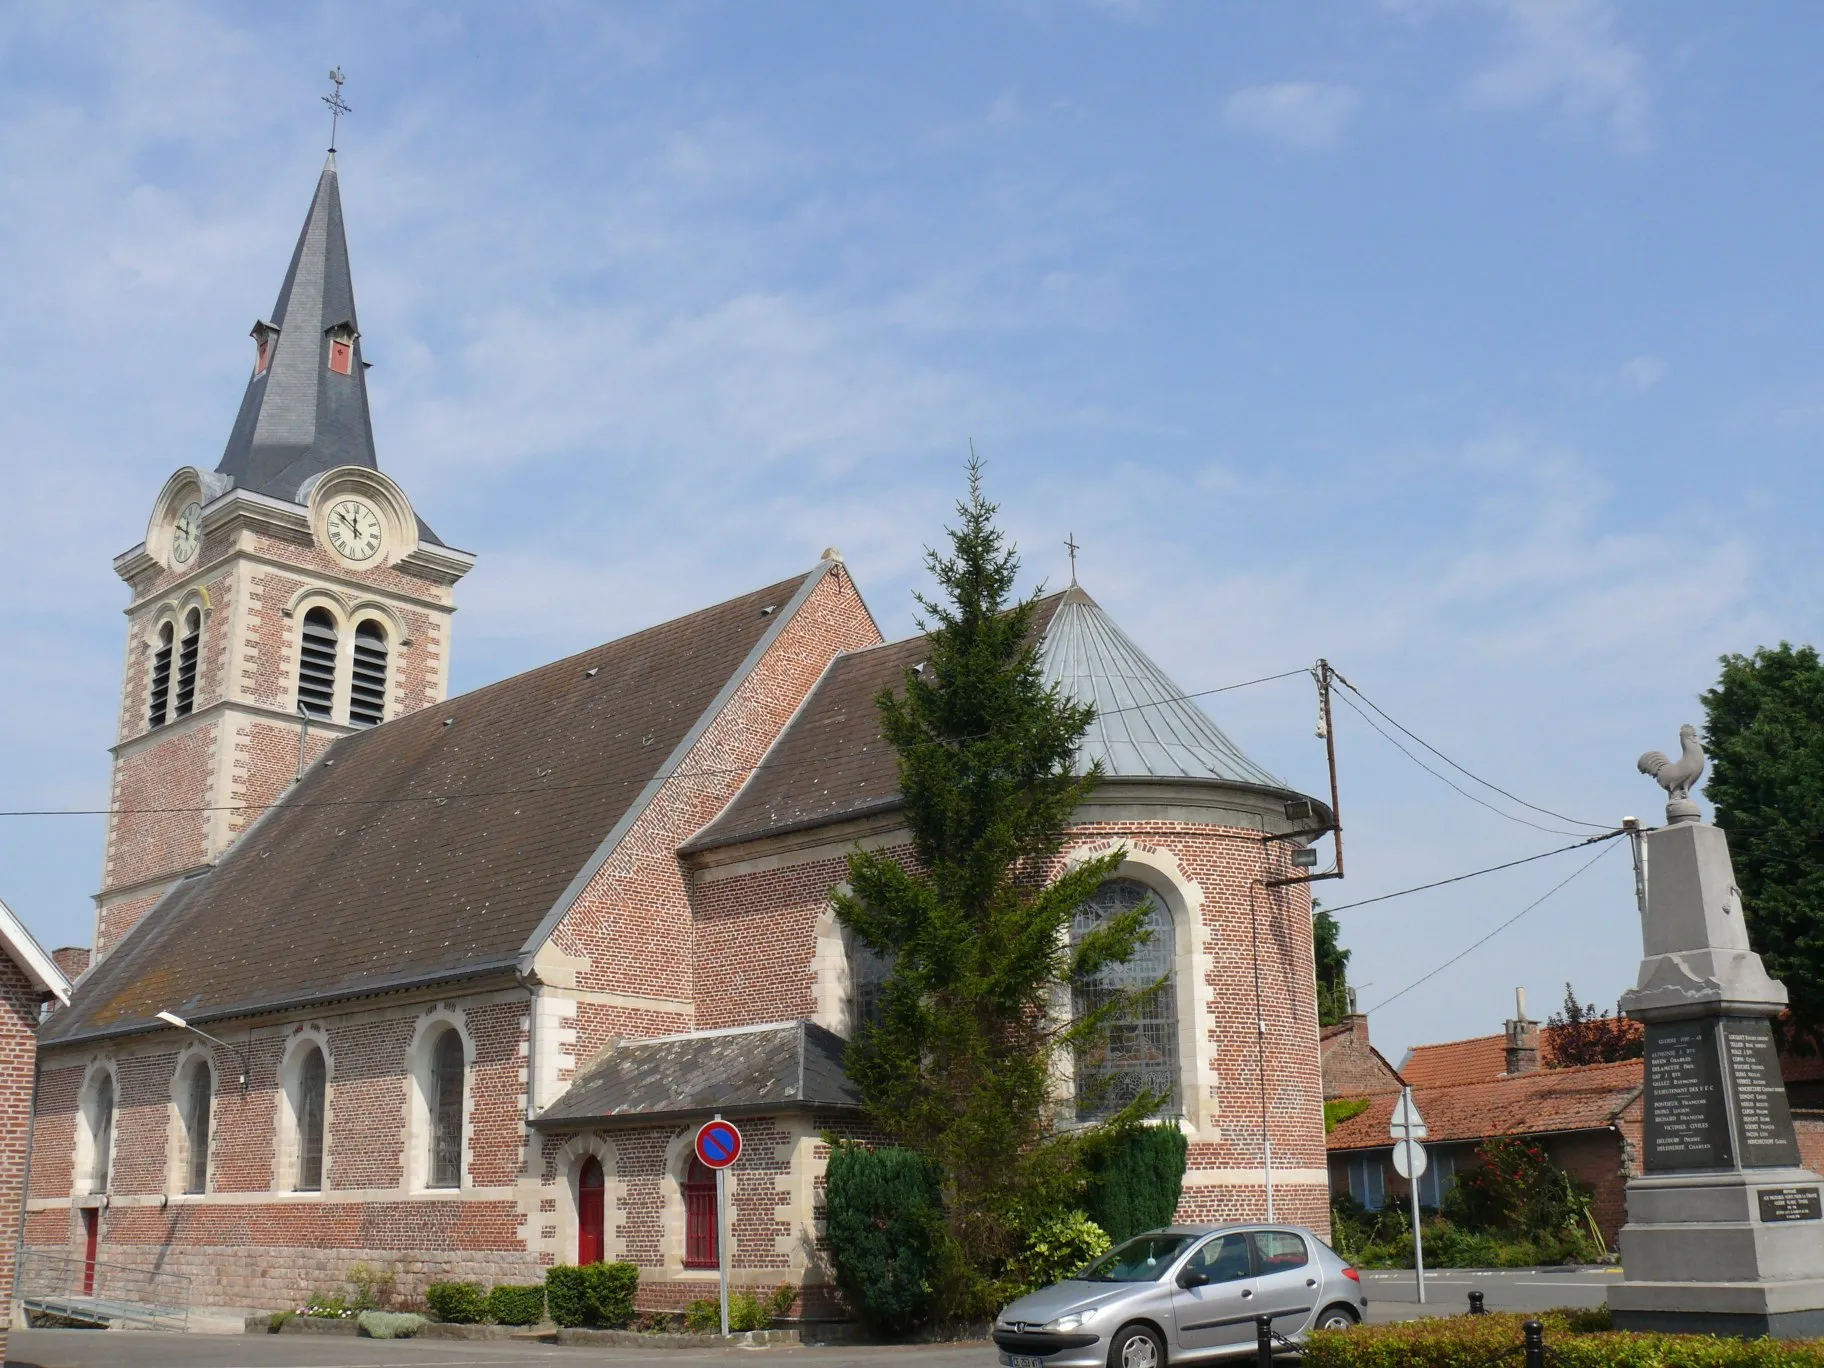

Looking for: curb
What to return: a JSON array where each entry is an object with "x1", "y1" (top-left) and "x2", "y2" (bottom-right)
[{"x1": 554, "y1": 1327, "x2": 801, "y2": 1348}]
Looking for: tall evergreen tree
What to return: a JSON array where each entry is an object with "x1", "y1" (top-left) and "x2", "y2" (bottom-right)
[
  {"x1": 1702, "y1": 643, "x2": 1824, "y2": 1042},
  {"x1": 1313, "y1": 903, "x2": 1352, "y2": 1027},
  {"x1": 835, "y1": 461, "x2": 1152, "y2": 1314}
]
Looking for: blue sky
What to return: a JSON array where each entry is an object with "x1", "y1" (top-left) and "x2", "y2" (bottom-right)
[{"x1": 2, "y1": 1, "x2": 1819, "y2": 1062}]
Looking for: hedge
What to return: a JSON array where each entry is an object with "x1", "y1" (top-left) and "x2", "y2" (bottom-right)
[
  {"x1": 824, "y1": 1142, "x2": 942, "y2": 1334},
  {"x1": 1083, "y1": 1125, "x2": 1188, "y2": 1243},
  {"x1": 1302, "y1": 1311, "x2": 1824, "y2": 1368},
  {"x1": 484, "y1": 1284, "x2": 545, "y2": 1326},
  {"x1": 545, "y1": 1262, "x2": 638, "y2": 1329},
  {"x1": 424, "y1": 1281, "x2": 486, "y2": 1324}
]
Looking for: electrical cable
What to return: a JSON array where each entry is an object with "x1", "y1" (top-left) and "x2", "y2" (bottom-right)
[
  {"x1": 1329, "y1": 688, "x2": 1591, "y2": 838},
  {"x1": 0, "y1": 664, "x2": 1315, "y2": 819},
  {"x1": 1319, "y1": 829, "x2": 1627, "y2": 914},
  {"x1": 1361, "y1": 840, "x2": 1621, "y2": 1015},
  {"x1": 1333, "y1": 673, "x2": 1608, "y2": 831}
]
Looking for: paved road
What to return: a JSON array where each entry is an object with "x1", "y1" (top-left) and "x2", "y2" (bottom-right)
[
  {"x1": 1361, "y1": 1266, "x2": 1620, "y2": 1322},
  {"x1": 8, "y1": 1329, "x2": 997, "y2": 1368}
]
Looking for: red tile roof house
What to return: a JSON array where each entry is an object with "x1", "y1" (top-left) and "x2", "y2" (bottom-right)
[{"x1": 27, "y1": 149, "x2": 1340, "y2": 1324}]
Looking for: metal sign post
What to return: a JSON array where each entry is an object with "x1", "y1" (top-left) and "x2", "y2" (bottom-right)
[
  {"x1": 1390, "y1": 1087, "x2": 1428, "y2": 1304},
  {"x1": 694, "y1": 1116, "x2": 743, "y2": 1337}
]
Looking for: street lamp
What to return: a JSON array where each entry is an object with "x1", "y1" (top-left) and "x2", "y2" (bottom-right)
[{"x1": 155, "y1": 1011, "x2": 250, "y2": 1094}]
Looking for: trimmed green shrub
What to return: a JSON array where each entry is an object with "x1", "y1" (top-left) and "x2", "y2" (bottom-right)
[
  {"x1": 685, "y1": 1298, "x2": 721, "y2": 1334},
  {"x1": 484, "y1": 1283, "x2": 545, "y2": 1326},
  {"x1": 424, "y1": 1281, "x2": 486, "y2": 1324},
  {"x1": 824, "y1": 1142, "x2": 942, "y2": 1334},
  {"x1": 1303, "y1": 1309, "x2": 1824, "y2": 1368},
  {"x1": 684, "y1": 1284, "x2": 799, "y2": 1334},
  {"x1": 1083, "y1": 1124, "x2": 1188, "y2": 1243},
  {"x1": 1008, "y1": 1211, "x2": 1111, "y2": 1297},
  {"x1": 545, "y1": 1261, "x2": 639, "y2": 1329},
  {"x1": 357, "y1": 1311, "x2": 425, "y2": 1340}
]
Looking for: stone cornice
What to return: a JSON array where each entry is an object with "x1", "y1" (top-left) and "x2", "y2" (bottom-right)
[{"x1": 111, "y1": 700, "x2": 355, "y2": 761}]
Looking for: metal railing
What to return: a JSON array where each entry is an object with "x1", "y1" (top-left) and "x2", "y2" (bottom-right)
[{"x1": 17, "y1": 1249, "x2": 192, "y2": 1332}]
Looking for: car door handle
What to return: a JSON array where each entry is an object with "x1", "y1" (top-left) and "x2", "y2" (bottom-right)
[
  {"x1": 1306, "y1": 1278, "x2": 1318, "y2": 1287},
  {"x1": 1240, "y1": 1289, "x2": 1254, "y2": 1299}
]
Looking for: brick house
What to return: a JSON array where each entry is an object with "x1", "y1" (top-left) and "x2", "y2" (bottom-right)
[
  {"x1": 29, "y1": 151, "x2": 1335, "y2": 1316},
  {"x1": 1319, "y1": 1014, "x2": 1404, "y2": 1100},
  {"x1": 0, "y1": 897, "x2": 73, "y2": 1360}
]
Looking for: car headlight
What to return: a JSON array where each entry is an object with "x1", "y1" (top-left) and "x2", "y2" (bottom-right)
[{"x1": 1045, "y1": 1311, "x2": 1090, "y2": 1332}]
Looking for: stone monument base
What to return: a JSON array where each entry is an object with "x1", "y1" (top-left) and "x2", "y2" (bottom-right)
[{"x1": 1609, "y1": 1167, "x2": 1824, "y2": 1338}]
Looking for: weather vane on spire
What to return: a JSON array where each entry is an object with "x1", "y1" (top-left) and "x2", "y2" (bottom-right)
[
  {"x1": 323, "y1": 68, "x2": 351, "y2": 152},
  {"x1": 1065, "y1": 533, "x2": 1079, "y2": 586}
]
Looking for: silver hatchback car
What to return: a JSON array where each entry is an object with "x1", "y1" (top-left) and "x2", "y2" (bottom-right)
[{"x1": 992, "y1": 1224, "x2": 1366, "y2": 1367}]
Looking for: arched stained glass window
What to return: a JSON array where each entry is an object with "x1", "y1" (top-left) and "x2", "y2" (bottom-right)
[
  {"x1": 848, "y1": 939, "x2": 891, "y2": 1034},
  {"x1": 1071, "y1": 879, "x2": 1178, "y2": 1122},
  {"x1": 429, "y1": 1030, "x2": 464, "y2": 1189},
  {"x1": 295, "y1": 1046, "x2": 326, "y2": 1191}
]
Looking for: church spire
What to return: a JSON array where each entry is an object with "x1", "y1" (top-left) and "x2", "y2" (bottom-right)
[{"x1": 215, "y1": 150, "x2": 378, "y2": 502}]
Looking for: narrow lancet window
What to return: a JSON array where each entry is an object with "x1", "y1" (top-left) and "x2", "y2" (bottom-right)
[
  {"x1": 148, "y1": 622, "x2": 174, "y2": 728},
  {"x1": 89, "y1": 1074, "x2": 115, "y2": 1192},
  {"x1": 185, "y1": 1062, "x2": 212, "y2": 1194},
  {"x1": 349, "y1": 621, "x2": 388, "y2": 727},
  {"x1": 297, "y1": 609, "x2": 338, "y2": 721},
  {"x1": 173, "y1": 609, "x2": 201, "y2": 718},
  {"x1": 429, "y1": 1030, "x2": 464, "y2": 1189},
  {"x1": 296, "y1": 1047, "x2": 326, "y2": 1192}
]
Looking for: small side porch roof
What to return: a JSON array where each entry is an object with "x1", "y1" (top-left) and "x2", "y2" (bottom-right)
[{"x1": 533, "y1": 1019, "x2": 861, "y2": 1126}]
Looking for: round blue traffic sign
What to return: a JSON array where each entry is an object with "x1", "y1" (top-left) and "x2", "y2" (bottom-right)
[{"x1": 695, "y1": 1119, "x2": 742, "y2": 1169}]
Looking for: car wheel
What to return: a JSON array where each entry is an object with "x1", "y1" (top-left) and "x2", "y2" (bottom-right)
[
  {"x1": 1315, "y1": 1303, "x2": 1360, "y2": 1331},
  {"x1": 1107, "y1": 1322, "x2": 1166, "y2": 1368}
]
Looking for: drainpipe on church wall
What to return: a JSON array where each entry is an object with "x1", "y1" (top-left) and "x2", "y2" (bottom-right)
[{"x1": 517, "y1": 970, "x2": 540, "y2": 1122}]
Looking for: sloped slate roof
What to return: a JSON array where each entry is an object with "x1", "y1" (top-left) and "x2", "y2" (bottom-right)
[
  {"x1": 45, "y1": 570, "x2": 821, "y2": 1045},
  {"x1": 688, "y1": 585, "x2": 1297, "y2": 853},
  {"x1": 1040, "y1": 588, "x2": 1284, "y2": 786},
  {"x1": 535, "y1": 1020, "x2": 860, "y2": 1124},
  {"x1": 1326, "y1": 1060, "x2": 1644, "y2": 1152}
]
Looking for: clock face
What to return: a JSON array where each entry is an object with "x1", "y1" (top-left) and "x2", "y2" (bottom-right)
[
  {"x1": 172, "y1": 501, "x2": 203, "y2": 565},
  {"x1": 326, "y1": 499, "x2": 383, "y2": 562}
]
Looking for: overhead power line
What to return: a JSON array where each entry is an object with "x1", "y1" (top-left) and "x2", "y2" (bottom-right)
[
  {"x1": 1319, "y1": 828, "x2": 1626, "y2": 915},
  {"x1": 1333, "y1": 674, "x2": 1609, "y2": 831},
  {"x1": 1362, "y1": 839, "x2": 1621, "y2": 1016}
]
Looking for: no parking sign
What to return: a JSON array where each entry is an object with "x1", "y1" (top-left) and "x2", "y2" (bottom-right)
[{"x1": 695, "y1": 1118, "x2": 742, "y2": 1169}]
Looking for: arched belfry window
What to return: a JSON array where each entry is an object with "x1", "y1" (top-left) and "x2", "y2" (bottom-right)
[
  {"x1": 173, "y1": 609, "x2": 201, "y2": 719},
  {"x1": 349, "y1": 621, "x2": 388, "y2": 728},
  {"x1": 294, "y1": 1046, "x2": 327, "y2": 1192},
  {"x1": 297, "y1": 608, "x2": 338, "y2": 721},
  {"x1": 148, "y1": 622, "x2": 174, "y2": 728},
  {"x1": 1071, "y1": 879, "x2": 1179, "y2": 1122},
  {"x1": 428, "y1": 1029, "x2": 464, "y2": 1189},
  {"x1": 182, "y1": 1060, "x2": 212, "y2": 1194}
]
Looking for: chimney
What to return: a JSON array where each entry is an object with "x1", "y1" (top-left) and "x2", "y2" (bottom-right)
[{"x1": 1505, "y1": 986, "x2": 1539, "y2": 1075}]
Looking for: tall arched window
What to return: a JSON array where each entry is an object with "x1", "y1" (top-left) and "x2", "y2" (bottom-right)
[
  {"x1": 295, "y1": 1046, "x2": 326, "y2": 1191},
  {"x1": 148, "y1": 623, "x2": 174, "y2": 728},
  {"x1": 173, "y1": 608, "x2": 201, "y2": 718},
  {"x1": 87, "y1": 1073, "x2": 115, "y2": 1192},
  {"x1": 683, "y1": 1157, "x2": 717, "y2": 1268},
  {"x1": 848, "y1": 939, "x2": 891, "y2": 1035},
  {"x1": 578, "y1": 1156, "x2": 605, "y2": 1265},
  {"x1": 182, "y1": 1060, "x2": 212, "y2": 1194},
  {"x1": 429, "y1": 1030, "x2": 464, "y2": 1189},
  {"x1": 348, "y1": 620, "x2": 388, "y2": 727},
  {"x1": 297, "y1": 608, "x2": 338, "y2": 721},
  {"x1": 1071, "y1": 879, "x2": 1178, "y2": 1122}
]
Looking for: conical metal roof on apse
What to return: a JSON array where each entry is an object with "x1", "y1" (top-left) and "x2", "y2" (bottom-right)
[{"x1": 1039, "y1": 585, "x2": 1287, "y2": 788}]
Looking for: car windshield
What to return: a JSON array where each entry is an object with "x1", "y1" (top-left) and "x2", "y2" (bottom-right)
[{"x1": 1078, "y1": 1234, "x2": 1197, "y2": 1282}]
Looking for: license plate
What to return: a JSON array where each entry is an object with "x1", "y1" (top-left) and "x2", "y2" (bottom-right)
[{"x1": 1006, "y1": 1358, "x2": 1046, "y2": 1368}]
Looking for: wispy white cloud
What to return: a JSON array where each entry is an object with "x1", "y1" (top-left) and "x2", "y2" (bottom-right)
[
  {"x1": 1466, "y1": 0, "x2": 1651, "y2": 153},
  {"x1": 1223, "y1": 83, "x2": 1360, "y2": 150}
]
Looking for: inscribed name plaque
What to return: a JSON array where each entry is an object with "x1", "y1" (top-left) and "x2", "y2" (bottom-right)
[
  {"x1": 1758, "y1": 1187, "x2": 1823, "y2": 1224},
  {"x1": 1643, "y1": 1020, "x2": 1730, "y2": 1171},
  {"x1": 1723, "y1": 1018, "x2": 1802, "y2": 1168}
]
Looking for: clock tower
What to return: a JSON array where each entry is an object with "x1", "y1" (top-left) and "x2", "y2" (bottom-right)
[{"x1": 95, "y1": 152, "x2": 474, "y2": 957}]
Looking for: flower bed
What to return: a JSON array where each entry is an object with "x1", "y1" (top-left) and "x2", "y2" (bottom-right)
[{"x1": 1304, "y1": 1311, "x2": 1824, "y2": 1368}]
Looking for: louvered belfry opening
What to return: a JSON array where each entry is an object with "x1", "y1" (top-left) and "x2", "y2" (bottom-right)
[
  {"x1": 148, "y1": 622, "x2": 174, "y2": 728},
  {"x1": 349, "y1": 620, "x2": 388, "y2": 727},
  {"x1": 297, "y1": 608, "x2": 338, "y2": 720},
  {"x1": 173, "y1": 609, "x2": 202, "y2": 718}
]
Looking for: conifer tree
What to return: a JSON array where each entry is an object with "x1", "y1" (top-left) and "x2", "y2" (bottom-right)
[{"x1": 835, "y1": 461, "x2": 1152, "y2": 1314}]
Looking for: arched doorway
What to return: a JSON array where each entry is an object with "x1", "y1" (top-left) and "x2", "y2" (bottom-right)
[
  {"x1": 683, "y1": 1156, "x2": 717, "y2": 1268},
  {"x1": 578, "y1": 1156, "x2": 605, "y2": 1266}
]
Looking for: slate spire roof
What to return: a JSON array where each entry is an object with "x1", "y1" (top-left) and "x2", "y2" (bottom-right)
[{"x1": 215, "y1": 152, "x2": 378, "y2": 504}]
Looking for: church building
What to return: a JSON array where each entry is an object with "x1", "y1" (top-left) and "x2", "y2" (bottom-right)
[{"x1": 28, "y1": 152, "x2": 1333, "y2": 1315}]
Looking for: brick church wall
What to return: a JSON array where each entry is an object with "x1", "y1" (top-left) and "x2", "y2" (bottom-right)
[{"x1": 0, "y1": 958, "x2": 43, "y2": 1361}]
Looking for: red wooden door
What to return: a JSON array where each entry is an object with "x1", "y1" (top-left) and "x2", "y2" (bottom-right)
[
  {"x1": 577, "y1": 1157, "x2": 605, "y2": 1266},
  {"x1": 81, "y1": 1208, "x2": 98, "y2": 1294}
]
